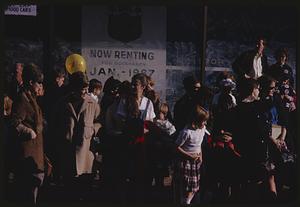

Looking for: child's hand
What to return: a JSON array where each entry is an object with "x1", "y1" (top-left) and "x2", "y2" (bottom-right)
[
  {"x1": 289, "y1": 102, "x2": 296, "y2": 112},
  {"x1": 284, "y1": 95, "x2": 294, "y2": 102},
  {"x1": 189, "y1": 153, "x2": 201, "y2": 161}
]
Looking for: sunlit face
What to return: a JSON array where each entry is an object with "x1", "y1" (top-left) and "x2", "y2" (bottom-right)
[
  {"x1": 93, "y1": 88, "x2": 102, "y2": 96},
  {"x1": 30, "y1": 81, "x2": 43, "y2": 96},
  {"x1": 159, "y1": 112, "x2": 165, "y2": 120},
  {"x1": 252, "y1": 85, "x2": 260, "y2": 100},
  {"x1": 257, "y1": 39, "x2": 265, "y2": 54},
  {"x1": 80, "y1": 87, "x2": 89, "y2": 99},
  {"x1": 268, "y1": 81, "x2": 276, "y2": 97},
  {"x1": 194, "y1": 82, "x2": 201, "y2": 92},
  {"x1": 16, "y1": 63, "x2": 23, "y2": 74}
]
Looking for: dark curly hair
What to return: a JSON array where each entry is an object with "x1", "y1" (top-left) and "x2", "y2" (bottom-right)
[
  {"x1": 22, "y1": 63, "x2": 43, "y2": 89},
  {"x1": 274, "y1": 48, "x2": 288, "y2": 61}
]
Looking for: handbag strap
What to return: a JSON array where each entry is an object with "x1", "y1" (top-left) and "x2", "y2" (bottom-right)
[{"x1": 141, "y1": 98, "x2": 150, "y2": 121}]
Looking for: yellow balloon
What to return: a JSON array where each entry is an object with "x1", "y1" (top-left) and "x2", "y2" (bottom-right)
[{"x1": 65, "y1": 54, "x2": 87, "y2": 74}]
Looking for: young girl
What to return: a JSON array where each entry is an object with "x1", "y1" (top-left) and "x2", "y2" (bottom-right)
[
  {"x1": 155, "y1": 103, "x2": 176, "y2": 136},
  {"x1": 278, "y1": 75, "x2": 296, "y2": 112},
  {"x1": 175, "y1": 105, "x2": 209, "y2": 204},
  {"x1": 88, "y1": 78, "x2": 102, "y2": 104}
]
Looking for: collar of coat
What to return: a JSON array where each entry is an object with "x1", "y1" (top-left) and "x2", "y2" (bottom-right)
[
  {"x1": 67, "y1": 94, "x2": 96, "y2": 121},
  {"x1": 22, "y1": 90, "x2": 43, "y2": 133}
]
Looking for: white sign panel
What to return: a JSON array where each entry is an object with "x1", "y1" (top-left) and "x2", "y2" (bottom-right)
[
  {"x1": 4, "y1": 5, "x2": 37, "y2": 16},
  {"x1": 82, "y1": 6, "x2": 166, "y2": 100}
]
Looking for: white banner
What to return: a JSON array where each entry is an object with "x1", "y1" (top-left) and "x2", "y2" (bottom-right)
[
  {"x1": 82, "y1": 6, "x2": 166, "y2": 100},
  {"x1": 4, "y1": 5, "x2": 37, "y2": 16}
]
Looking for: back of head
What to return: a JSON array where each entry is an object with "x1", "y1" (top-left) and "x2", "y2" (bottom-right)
[
  {"x1": 238, "y1": 78, "x2": 259, "y2": 100},
  {"x1": 119, "y1": 80, "x2": 132, "y2": 97},
  {"x1": 189, "y1": 104, "x2": 209, "y2": 127},
  {"x1": 183, "y1": 75, "x2": 200, "y2": 92},
  {"x1": 69, "y1": 71, "x2": 89, "y2": 92},
  {"x1": 280, "y1": 73, "x2": 290, "y2": 84},
  {"x1": 131, "y1": 73, "x2": 148, "y2": 87},
  {"x1": 22, "y1": 63, "x2": 43, "y2": 89},
  {"x1": 52, "y1": 67, "x2": 66, "y2": 79},
  {"x1": 103, "y1": 76, "x2": 121, "y2": 94}
]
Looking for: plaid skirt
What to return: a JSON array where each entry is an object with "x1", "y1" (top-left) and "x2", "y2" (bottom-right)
[{"x1": 175, "y1": 158, "x2": 202, "y2": 193}]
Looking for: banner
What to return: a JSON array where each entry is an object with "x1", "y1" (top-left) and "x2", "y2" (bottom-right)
[
  {"x1": 82, "y1": 6, "x2": 166, "y2": 100},
  {"x1": 4, "y1": 5, "x2": 37, "y2": 16}
]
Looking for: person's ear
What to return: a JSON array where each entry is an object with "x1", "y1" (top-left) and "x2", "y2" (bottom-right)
[{"x1": 29, "y1": 80, "x2": 33, "y2": 86}]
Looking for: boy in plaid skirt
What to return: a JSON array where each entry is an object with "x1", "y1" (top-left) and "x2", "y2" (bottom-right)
[{"x1": 175, "y1": 104, "x2": 209, "y2": 204}]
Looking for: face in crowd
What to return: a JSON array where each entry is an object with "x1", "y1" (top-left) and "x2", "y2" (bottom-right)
[
  {"x1": 267, "y1": 81, "x2": 276, "y2": 97},
  {"x1": 56, "y1": 75, "x2": 65, "y2": 87},
  {"x1": 79, "y1": 86, "x2": 89, "y2": 100},
  {"x1": 278, "y1": 53, "x2": 287, "y2": 65},
  {"x1": 16, "y1": 63, "x2": 23, "y2": 74},
  {"x1": 30, "y1": 80, "x2": 44, "y2": 97},
  {"x1": 256, "y1": 39, "x2": 265, "y2": 55},
  {"x1": 131, "y1": 79, "x2": 146, "y2": 96},
  {"x1": 252, "y1": 84, "x2": 260, "y2": 100},
  {"x1": 193, "y1": 82, "x2": 201, "y2": 93}
]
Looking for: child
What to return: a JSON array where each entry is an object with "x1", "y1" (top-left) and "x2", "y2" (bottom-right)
[
  {"x1": 87, "y1": 79, "x2": 103, "y2": 182},
  {"x1": 155, "y1": 103, "x2": 176, "y2": 136},
  {"x1": 175, "y1": 105, "x2": 209, "y2": 205},
  {"x1": 146, "y1": 103, "x2": 176, "y2": 189},
  {"x1": 212, "y1": 75, "x2": 237, "y2": 109},
  {"x1": 278, "y1": 74, "x2": 296, "y2": 112},
  {"x1": 88, "y1": 79, "x2": 103, "y2": 104}
]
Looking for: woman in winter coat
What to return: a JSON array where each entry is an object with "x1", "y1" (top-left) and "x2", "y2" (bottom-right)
[
  {"x1": 54, "y1": 71, "x2": 101, "y2": 200},
  {"x1": 10, "y1": 63, "x2": 45, "y2": 205}
]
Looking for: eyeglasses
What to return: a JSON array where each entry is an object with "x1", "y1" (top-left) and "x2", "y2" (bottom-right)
[
  {"x1": 269, "y1": 86, "x2": 276, "y2": 90},
  {"x1": 37, "y1": 81, "x2": 43, "y2": 84}
]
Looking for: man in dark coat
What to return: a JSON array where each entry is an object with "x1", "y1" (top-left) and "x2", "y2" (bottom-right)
[
  {"x1": 266, "y1": 48, "x2": 294, "y2": 87},
  {"x1": 232, "y1": 37, "x2": 269, "y2": 83},
  {"x1": 173, "y1": 76, "x2": 201, "y2": 131}
]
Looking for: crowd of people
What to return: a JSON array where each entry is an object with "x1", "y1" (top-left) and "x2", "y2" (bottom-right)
[{"x1": 3, "y1": 37, "x2": 297, "y2": 205}]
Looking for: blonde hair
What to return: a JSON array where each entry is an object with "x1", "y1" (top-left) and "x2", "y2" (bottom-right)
[
  {"x1": 4, "y1": 95, "x2": 13, "y2": 116},
  {"x1": 159, "y1": 103, "x2": 169, "y2": 116},
  {"x1": 190, "y1": 104, "x2": 209, "y2": 128}
]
